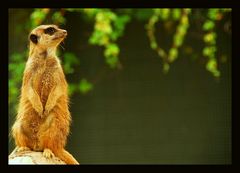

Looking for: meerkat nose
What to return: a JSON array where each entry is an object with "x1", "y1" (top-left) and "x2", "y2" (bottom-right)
[{"x1": 62, "y1": 30, "x2": 67, "y2": 36}]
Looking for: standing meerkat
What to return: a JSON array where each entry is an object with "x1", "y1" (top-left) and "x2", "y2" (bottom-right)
[{"x1": 11, "y1": 24, "x2": 79, "y2": 165}]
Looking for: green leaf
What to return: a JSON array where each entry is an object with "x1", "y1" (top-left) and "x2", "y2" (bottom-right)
[
  {"x1": 206, "y1": 59, "x2": 216, "y2": 71},
  {"x1": 153, "y1": 9, "x2": 161, "y2": 15},
  {"x1": 96, "y1": 10, "x2": 116, "y2": 22},
  {"x1": 79, "y1": 79, "x2": 93, "y2": 94},
  {"x1": 64, "y1": 64, "x2": 72, "y2": 74},
  {"x1": 177, "y1": 25, "x2": 187, "y2": 35},
  {"x1": 203, "y1": 32, "x2": 217, "y2": 44},
  {"x1": 30, "y1": 9, "x2": 48, "y2": 27},
  {"x1": 220, "y1": 8, "x2": 232, "y2": 12},
  {"x1": 184, "y1": 8, "x2": 192, "y2": 14},
  {"x1": 203, "y1": 20, "x2": 215, "y2": 31},
  {"x1": 172, "y1": 9, "x2": 181, "y2": 20},
  {"x1": 52, "y1": 12, "x2": 66, "y2": 24},
  {"x1": 63, "y1": 53, "x2": 79, "y2": 74},
  {"x1": 89, "y1": 30, "x2": 107, "y2": 45},
  {"x1": 168, "y1": 48, "x2": 178, "y2": 62},
  {"x1": 181, "y1": 15, "x2": 189, "y2": 25},
  {"x1": 83, "y1": 8, "x2": 100, "y2": 18},
  {"x1": 203, "y1": 47, "x2": 211, "y2": 57},
  {"x1": 65, "y1": 8, "x2": 76, "y2": 12},
  {"x1": 149, "y1": 15, "x2": 159, "y2": 24},
  {"x1": 208, "y1": 9, "x2": 219, "y2": 20},
  {"x1": 213, "y1": 70, "x2": 220, "y2": 77},
  {"x1": 110, "y1": 15, "x2": 130, "y2": 40},
  {"x1": 161, "y1": 9, "x2": 170, "y2": 20},
  {"x1": 95, "y1": 21, "x2": 112, "y2": 34},
  {"x1": 105, "y1": 55, "x2": 119, "y2": 68},
  {"x1": 134, "y1": 9, "x2": 154, "y2": 21},
  {"x1": 174, "y1": 34, "x2": 183, "y2": 47},
  {"x1": 206, "y1": 59, "x2": 220, "y2": 77},
  {"x1": 150, "y1": 41, "x2": 158, "y2": 49},
  {"x1": 104, "y1": 43, "x2": 120, "y2": 57},
  {"x1": 203, "y1": 46, "x2": 217, "y2": 57},
  {"x1": 68, "y1": 83, "x2": 78, "y2": 96}
]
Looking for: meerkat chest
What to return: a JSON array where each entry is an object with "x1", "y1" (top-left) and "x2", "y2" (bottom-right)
[
  {"x1": 40, "y1": 67, "x2": 55, "y2": 87},
  {"x1": 31, "y1": 58, "x2": 59, "y2": 102}
]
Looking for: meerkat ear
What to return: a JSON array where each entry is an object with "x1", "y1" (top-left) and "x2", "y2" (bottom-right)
[{"x1": 30, "y1": 34, "x2": 38, "y2": 44}]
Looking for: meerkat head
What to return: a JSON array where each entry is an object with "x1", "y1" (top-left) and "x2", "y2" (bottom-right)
[{"x1": 29, "y1": 25, "x2": 67, "y2": 57}]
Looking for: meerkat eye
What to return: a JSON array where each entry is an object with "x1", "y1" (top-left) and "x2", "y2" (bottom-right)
[
  {"x1": 44, "y1": 27, "x2": 56, "y2": 35},
  {"x1": 29, "y1": 34, "x2": 38, "y2": 44}
]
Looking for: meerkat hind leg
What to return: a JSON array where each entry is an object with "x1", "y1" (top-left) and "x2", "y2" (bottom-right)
[{"x1": 43, "y1": 148, "x2": 55, "y2": 159}]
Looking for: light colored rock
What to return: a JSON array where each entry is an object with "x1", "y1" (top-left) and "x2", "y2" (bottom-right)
[{"x1": 9, "y1": 149, "x2": 66, "y2": 165}]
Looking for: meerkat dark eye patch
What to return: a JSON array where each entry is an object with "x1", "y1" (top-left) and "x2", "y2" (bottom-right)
[
  {"x1": 29, "y1": 34, "x2": 38, "y2": 44},
  {"x1": 44, "y1": 27, "x2": 56, "y2": 35}
]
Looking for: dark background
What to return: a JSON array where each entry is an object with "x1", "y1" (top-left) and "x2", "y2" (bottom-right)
[{"x1": 9, "y1": 9, "x2": 231, "y2": 164}]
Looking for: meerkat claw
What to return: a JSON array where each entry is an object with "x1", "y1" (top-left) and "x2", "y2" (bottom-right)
[{"x1": 43, "y1": 148, "x2": 55, "y2": 159}]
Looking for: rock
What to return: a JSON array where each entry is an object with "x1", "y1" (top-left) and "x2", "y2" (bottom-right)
[{"x1": 8, "y1": 149, "x2": 66, "y2": 165}]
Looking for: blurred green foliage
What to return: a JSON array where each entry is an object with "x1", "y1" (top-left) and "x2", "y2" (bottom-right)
[
  {"x1": 88, "y1": 9, "x2": 130, "y2": 69},
  {"x1": 63, "y1": 52, "x2": 80, "y2": 74},
  {"x1": 9, "y1": 8, "x2": 231, "y2": 113},
  {"x1": 145, "y1": 9, "x2": 192, "y2": 73},
  {"x1": 79, "y1": 79, "x2": 94, "y2": 94},
  {"x1": 202, "y1": 9, "x2": 229, "y2": 77}
]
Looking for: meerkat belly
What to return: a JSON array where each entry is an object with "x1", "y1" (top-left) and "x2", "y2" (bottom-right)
[
  {"x1": 37, "y1": 69, "x2": 56, "y2": 107},
  {"x1": 19, "y1": 111, "x2": 43, "y2": 149}
]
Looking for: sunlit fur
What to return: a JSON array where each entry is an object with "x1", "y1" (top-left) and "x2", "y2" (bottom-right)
[{"x1": 11, "y1": 25, "x2": 79, "y2": 165}]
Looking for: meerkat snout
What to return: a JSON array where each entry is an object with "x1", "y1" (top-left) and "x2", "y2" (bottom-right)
[
  {"x1": 52, "y1": 29, "x2": 67, "y2": 41},
  {"x1": 62, "y1": 30, "x2": 67, "y2": 35}
]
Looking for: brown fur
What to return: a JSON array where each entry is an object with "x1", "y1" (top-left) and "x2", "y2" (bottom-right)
[{"x1": 12, "y1": 25, "x2": 79, "y2": 165}]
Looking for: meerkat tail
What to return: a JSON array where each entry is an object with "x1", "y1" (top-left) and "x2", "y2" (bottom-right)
[{"x1": 55, "y1": 149, "x2": 79, "y2": 165}]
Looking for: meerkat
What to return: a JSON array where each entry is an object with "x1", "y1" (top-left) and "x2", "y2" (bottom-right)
[{"x1": 11, "y1": 24, "x2": 79, "y2": 165}]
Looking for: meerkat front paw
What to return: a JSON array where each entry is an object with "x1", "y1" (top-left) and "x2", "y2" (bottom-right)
[
  {"x1": 34, "y1": 103, "x2": 43, "y2": 116},
  {"x1": 43, "y1": 109, "x2": 50, "y2": 117},
  {"x1": 44, "y1": 102, "x2": 55, "y2": 116},
  {"x1": 43, "y1": 148, "x2": 55, "y2": 159}
]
